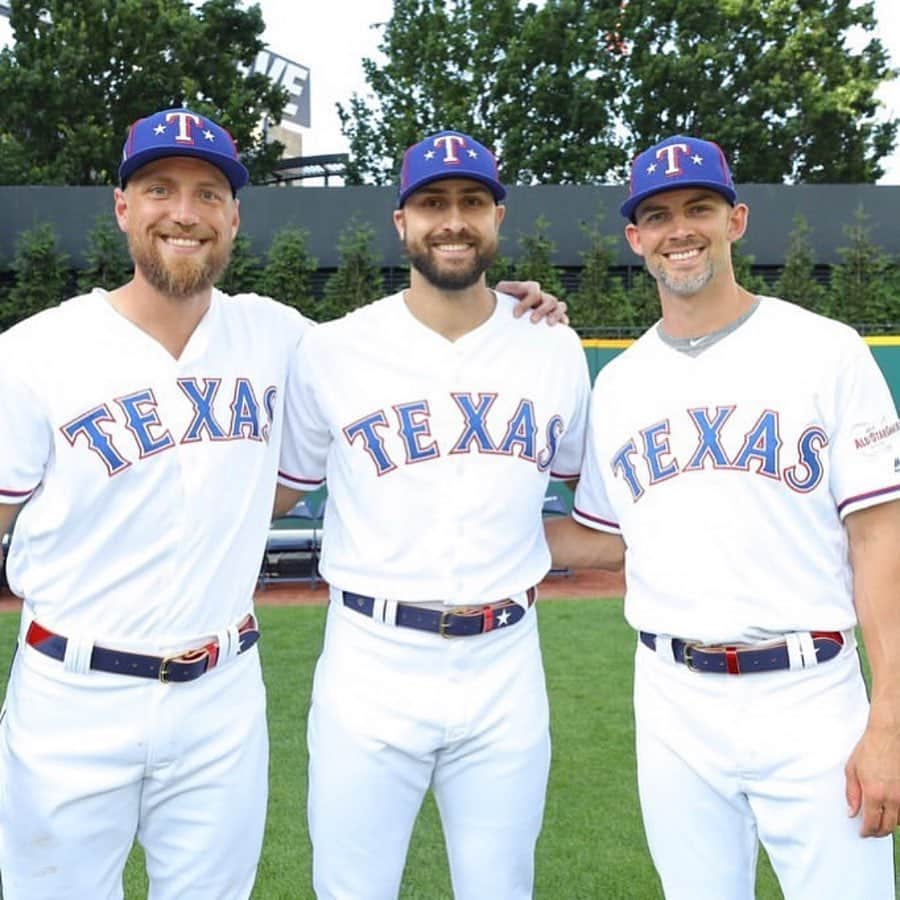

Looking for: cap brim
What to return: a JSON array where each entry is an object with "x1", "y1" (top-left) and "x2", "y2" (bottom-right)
[
  {"x1": 621, "y1": 181, "x2": 736, "y2": 221},
  {"x1": 398, "y1": 171, "x2": 506, "y2": 208},
  {"x1": 119, "y1": 146, "x2": 249, "y2": 193}
]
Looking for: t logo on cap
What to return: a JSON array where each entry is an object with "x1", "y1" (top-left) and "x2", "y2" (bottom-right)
[
  {"x1": 397, "y1": 130, "x2": 506, "y2": 208},
  {"x1": 620, "y1": 134, "x2": 737, "y2": 222},
  {"x1": 119, "y1": 107, "x2": 250, "y2": 195}
]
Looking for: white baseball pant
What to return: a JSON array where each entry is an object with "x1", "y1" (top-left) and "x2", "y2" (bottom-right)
[
  {"x1": 307, "y1": 595, "x2": 550, "y2": 899},
  {"x1": 634, "y1": 638, "x2": 895, "y2": 899},
  {"x1": 0, "y1": 637, "x2": 268, "y2": 900}
]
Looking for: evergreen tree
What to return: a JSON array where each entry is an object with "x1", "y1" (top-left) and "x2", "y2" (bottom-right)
[
  {"x1": 259, "y1": 227, "x2": 317, "y2": 315},
  {"x1": 627, "y1": 269, "x2": 662, "y2": 331},
  {"x1": 2, "y1": 223, "x2": 70, "y2": 330},
  {"x1": 319, "y1": 216, "x2": 385, "y2": 322},
  {"x1": 773, "y1": 215, "x2": 827, "y2": 314},
  {"x1": 77, "y1": 215, "x2": 131, "y2": 294},
  {"x1": 514, "y1": 216, "x2": 566, "y2": 300},
  {"x1": 828, "y1": 207, "x2": 894, "y2": 327},
  {"x1": 732, "y1": 244, "x2": 769, "y2": 297},
  {"x1": 569, "y1": 215, "x2": 634, "y2": 331},
  {"x1": 485, "y1": 250, "x2": 515, "y2": 288},
  {"x1": 218, "y1": 234, "x2": 261, "y2": 296}
]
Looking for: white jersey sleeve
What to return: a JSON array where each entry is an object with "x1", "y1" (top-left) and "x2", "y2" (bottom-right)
[
  {"x1": 547, "y1": 329, "x2": 590, "y2": 481},
  {"x1": 278, "y1": 328, "x2": 330, "y2": 492},
  {"x1": 827, "y1": 336, "x2": 900, "y2": 518},
  {"x1": 0, "y1": 339, "x2": 54, "y2": 503},
  {"x1": 571, "y1": 373, "x2": 621, "y2": 534}
]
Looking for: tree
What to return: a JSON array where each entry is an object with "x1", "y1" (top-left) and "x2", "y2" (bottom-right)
[
  {"x1": 76, "y1": 215, "x2": 131, "y2": 293},
  {"x1": 731, "y1": 244, "x2": 769, "y2": 297},
  {"x1": 828, "y1": 207, "x2": 895, "y2": 327},
  {"x1": 0, "y1": 0, "x2": 287, "y2": 186},
  {"x1": 319, "y1": 216, "x2": 385, "y2": 322},
  {"x1": 774, "y1": 215, "x2": 827, "y2": 314},
  {"x1": 259, "y1": 226, "x2": 317, "y2": 316},
  {"x1": 218, "y1": 234, "x2": 261, "y2": 296},
  {"x1": 513, "y1": 216, "x2": 566, "y2": 300},
  {"x1": 342, "y1": 0, "x2": 896, "y2": 185},
  {"x1": 569, "y1": 215, "x2": 634, "y2": 331},
  {"x1": 619, "y1": 0, "x2": 896, "y2": 182},
  {"x1": 2, "y1": 223, "x2": 70, "y2": 330},
  {"x1": 338, "y1": 0, "x2": 626, "y2": 186},
  {"x1": 627, "y1": 269, "x2": 662, "y2": 330}
]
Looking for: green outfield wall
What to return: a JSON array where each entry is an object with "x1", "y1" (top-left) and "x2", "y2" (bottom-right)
[{"x1": 582, "y1": 337, "x2": 900, "y2": 409}]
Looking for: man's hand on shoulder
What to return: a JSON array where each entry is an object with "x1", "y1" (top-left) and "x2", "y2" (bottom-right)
[{"x1": 497, "y1": 280, "x2": 569, "y2": 326}]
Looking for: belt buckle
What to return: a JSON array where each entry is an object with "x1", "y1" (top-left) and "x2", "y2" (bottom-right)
[
  {"x1": 439, "y1": 610, "x2": 457, "y2": 639},
  {"x1": 682, "y1": 642, "x2": 699, "y2": 673},
  {"x1": 158, "y1": 652, "x2": 178, "y2": 684}
]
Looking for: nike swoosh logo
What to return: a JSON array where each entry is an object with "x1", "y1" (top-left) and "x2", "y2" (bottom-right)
[{"x1": 689, "y1": 337, "x2": 707, "y2": 347}]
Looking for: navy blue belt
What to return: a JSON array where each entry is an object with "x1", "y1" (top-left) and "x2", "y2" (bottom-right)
[
  {"x1": 342, "y1": 588, "x2": 536, "y2": 638},
  {"x1": 25, "y1": 614, "x2": 259, "y2": 683},
  {"x1": 639, "y1": 630, "x2": 845, "y2": 674}
]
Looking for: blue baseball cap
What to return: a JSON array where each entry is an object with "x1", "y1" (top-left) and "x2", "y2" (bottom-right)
[
  {"x1": 621, "y1": 135, "x2": 736, "y2": 221},
  {"x1": 397, "y1": 130, "x2": 506, "y2": 207},
  {"x1": 119, "y1": 108, "x2": 250, "y2": 194}
]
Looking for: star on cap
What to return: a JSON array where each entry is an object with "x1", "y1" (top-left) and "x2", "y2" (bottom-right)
[
  {"x1": 646, "y1": 162, "x2": 657, "y2": 174},
  {"x1": 424, "y1": 150, "x2": 436, "y2": 160},
  {"x1": 466, "y1": 149, "x2": 478, "y2": 158},
  {"x1": 153, "y1": 124, "x2": 166, "y2": 136},
  {"x1": 497, "y1": 609, "x2": 511, "y2": 627},
  {"x1": 203, "y1": 129, "x2": 215, "y2": 141},
  {"x1": 691, "y1": 154, "x2": 703, "y2": 165}
]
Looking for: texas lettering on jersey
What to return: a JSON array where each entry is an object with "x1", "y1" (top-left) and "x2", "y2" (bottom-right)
[
  {"x1": 611, "y1": 405, "x2": 828, "y2": 500},
  {"x1": 343, "y1": 392, "x2": 566, "y2": 476},
  {"x1": 60, "y1": 377, "x2": 278, "y2": 476}
]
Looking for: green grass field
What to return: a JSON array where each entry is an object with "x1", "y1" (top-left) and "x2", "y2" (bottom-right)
[{"x1": 0, "y1": 601, "x2": 895, "y2": 898}]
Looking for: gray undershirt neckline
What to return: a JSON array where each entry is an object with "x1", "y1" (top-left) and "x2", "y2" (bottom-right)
[{"x1": 657, "y1": 296, "x2": 761, "y2": 356}]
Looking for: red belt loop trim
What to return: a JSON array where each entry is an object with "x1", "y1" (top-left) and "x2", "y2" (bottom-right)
[
  {"x1": 725, "y1": 647, "x2": 740, "y2": 675},
  {"x1": 482, "y1": 606, "x2": 495, "y2": 633},
  {"x1": 810, "y1": 630, "x2": 844, "y2": 645},
  {"x1": 25, "y1": 621, "x2": 55, "y2": 647}
]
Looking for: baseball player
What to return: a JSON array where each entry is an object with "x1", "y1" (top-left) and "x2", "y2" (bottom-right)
[
  {"x1": 546, "y1": 134, "x2": 900, "y2": 898},
  {"x1": 0, "y1": 108, "x2": 565, "y2": 899},
  {"x1": 0, "y1": 107, "x2": 315, "y2": 899},
  {"x1": 275, "y1": 130, "x2": 591, "y2": 899}
]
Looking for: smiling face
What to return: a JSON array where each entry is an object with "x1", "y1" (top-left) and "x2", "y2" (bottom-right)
[
  {"x1": 393, "y1": 178, "x2": 505, "y2": 292},
  {"x1": 625, "y1": 188, "x2": 748, "y2": 300},
  {"x1": 114, "y1": 156, "x2": 239, "y2": 300}
]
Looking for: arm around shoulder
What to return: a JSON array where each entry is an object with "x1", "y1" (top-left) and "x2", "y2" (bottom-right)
[{"x1": 544, "y1": 515, "x2": 625, "y2": 572}]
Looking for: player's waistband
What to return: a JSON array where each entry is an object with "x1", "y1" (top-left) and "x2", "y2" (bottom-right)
[
  {"x1": 639, "y1": 629, "x2": 855, "y2": 675},
  {"x1": 23, "y1": 613, "x2": 259, "y2": 683},
  {"x1": 338, "y1": 587, "x2": 537, "y2": 638}
]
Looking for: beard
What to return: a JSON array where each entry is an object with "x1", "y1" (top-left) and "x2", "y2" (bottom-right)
[
  {"x1": 647, "y1": 257, "x2": 714, "y2": 297},
  {"x1": 128, "y1": 229, "x2": 232, "y2": 300},
  {"x1": 404, "y1": 233, "x2": 499, "y2": 291}
]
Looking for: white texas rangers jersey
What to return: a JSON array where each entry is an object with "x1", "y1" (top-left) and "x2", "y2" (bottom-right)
[
  {"x1": 278, "y1": 291, "x2": 590, "y2": 604},
  {"x1": 0, "y1": 288, "x2": 313, "y2": 646},
  {"x1": 574, "y1": 297, "x2": 900, "y2": 643}
]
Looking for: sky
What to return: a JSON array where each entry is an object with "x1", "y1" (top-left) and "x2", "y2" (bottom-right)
[
  {"x1": 259, "y1": 0, "x2": 900, "y2": 185},
  {"x1": 0, "y1": 0, "x2": 897, "y2": 183}
]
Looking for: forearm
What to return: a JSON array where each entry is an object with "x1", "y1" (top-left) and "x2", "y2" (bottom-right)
[
  {"x1": 544, "y1": 516, "x2": 625, "y2": 571},
  {"x1": 849, "y1": 500, "x2": 900, "y2": 720},
  {"x1": 272, "y1": 484, "x2": 305, "y2": 519}
]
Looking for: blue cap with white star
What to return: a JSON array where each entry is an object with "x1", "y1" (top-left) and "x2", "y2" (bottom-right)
[
  {"x1": 119, "y1": 108, "x2": 250, "y2": 194},
  {"x1": 620, "y1": 134, "x2": 736, "y2": 221},
  {"x1": 397, "y1": 130, "x2": 506, "y2": 208}
]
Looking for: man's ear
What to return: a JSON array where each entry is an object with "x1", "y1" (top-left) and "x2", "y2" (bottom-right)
[
  {"x1": 392, "y1": 209, "x2": 406, "y2": 241},
  {"x1": 113, "y1": 187, "x2": 129, "y2": 234},
  {"x1": 624, "y1": 222, "x2": 645, "y2": 258}
]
